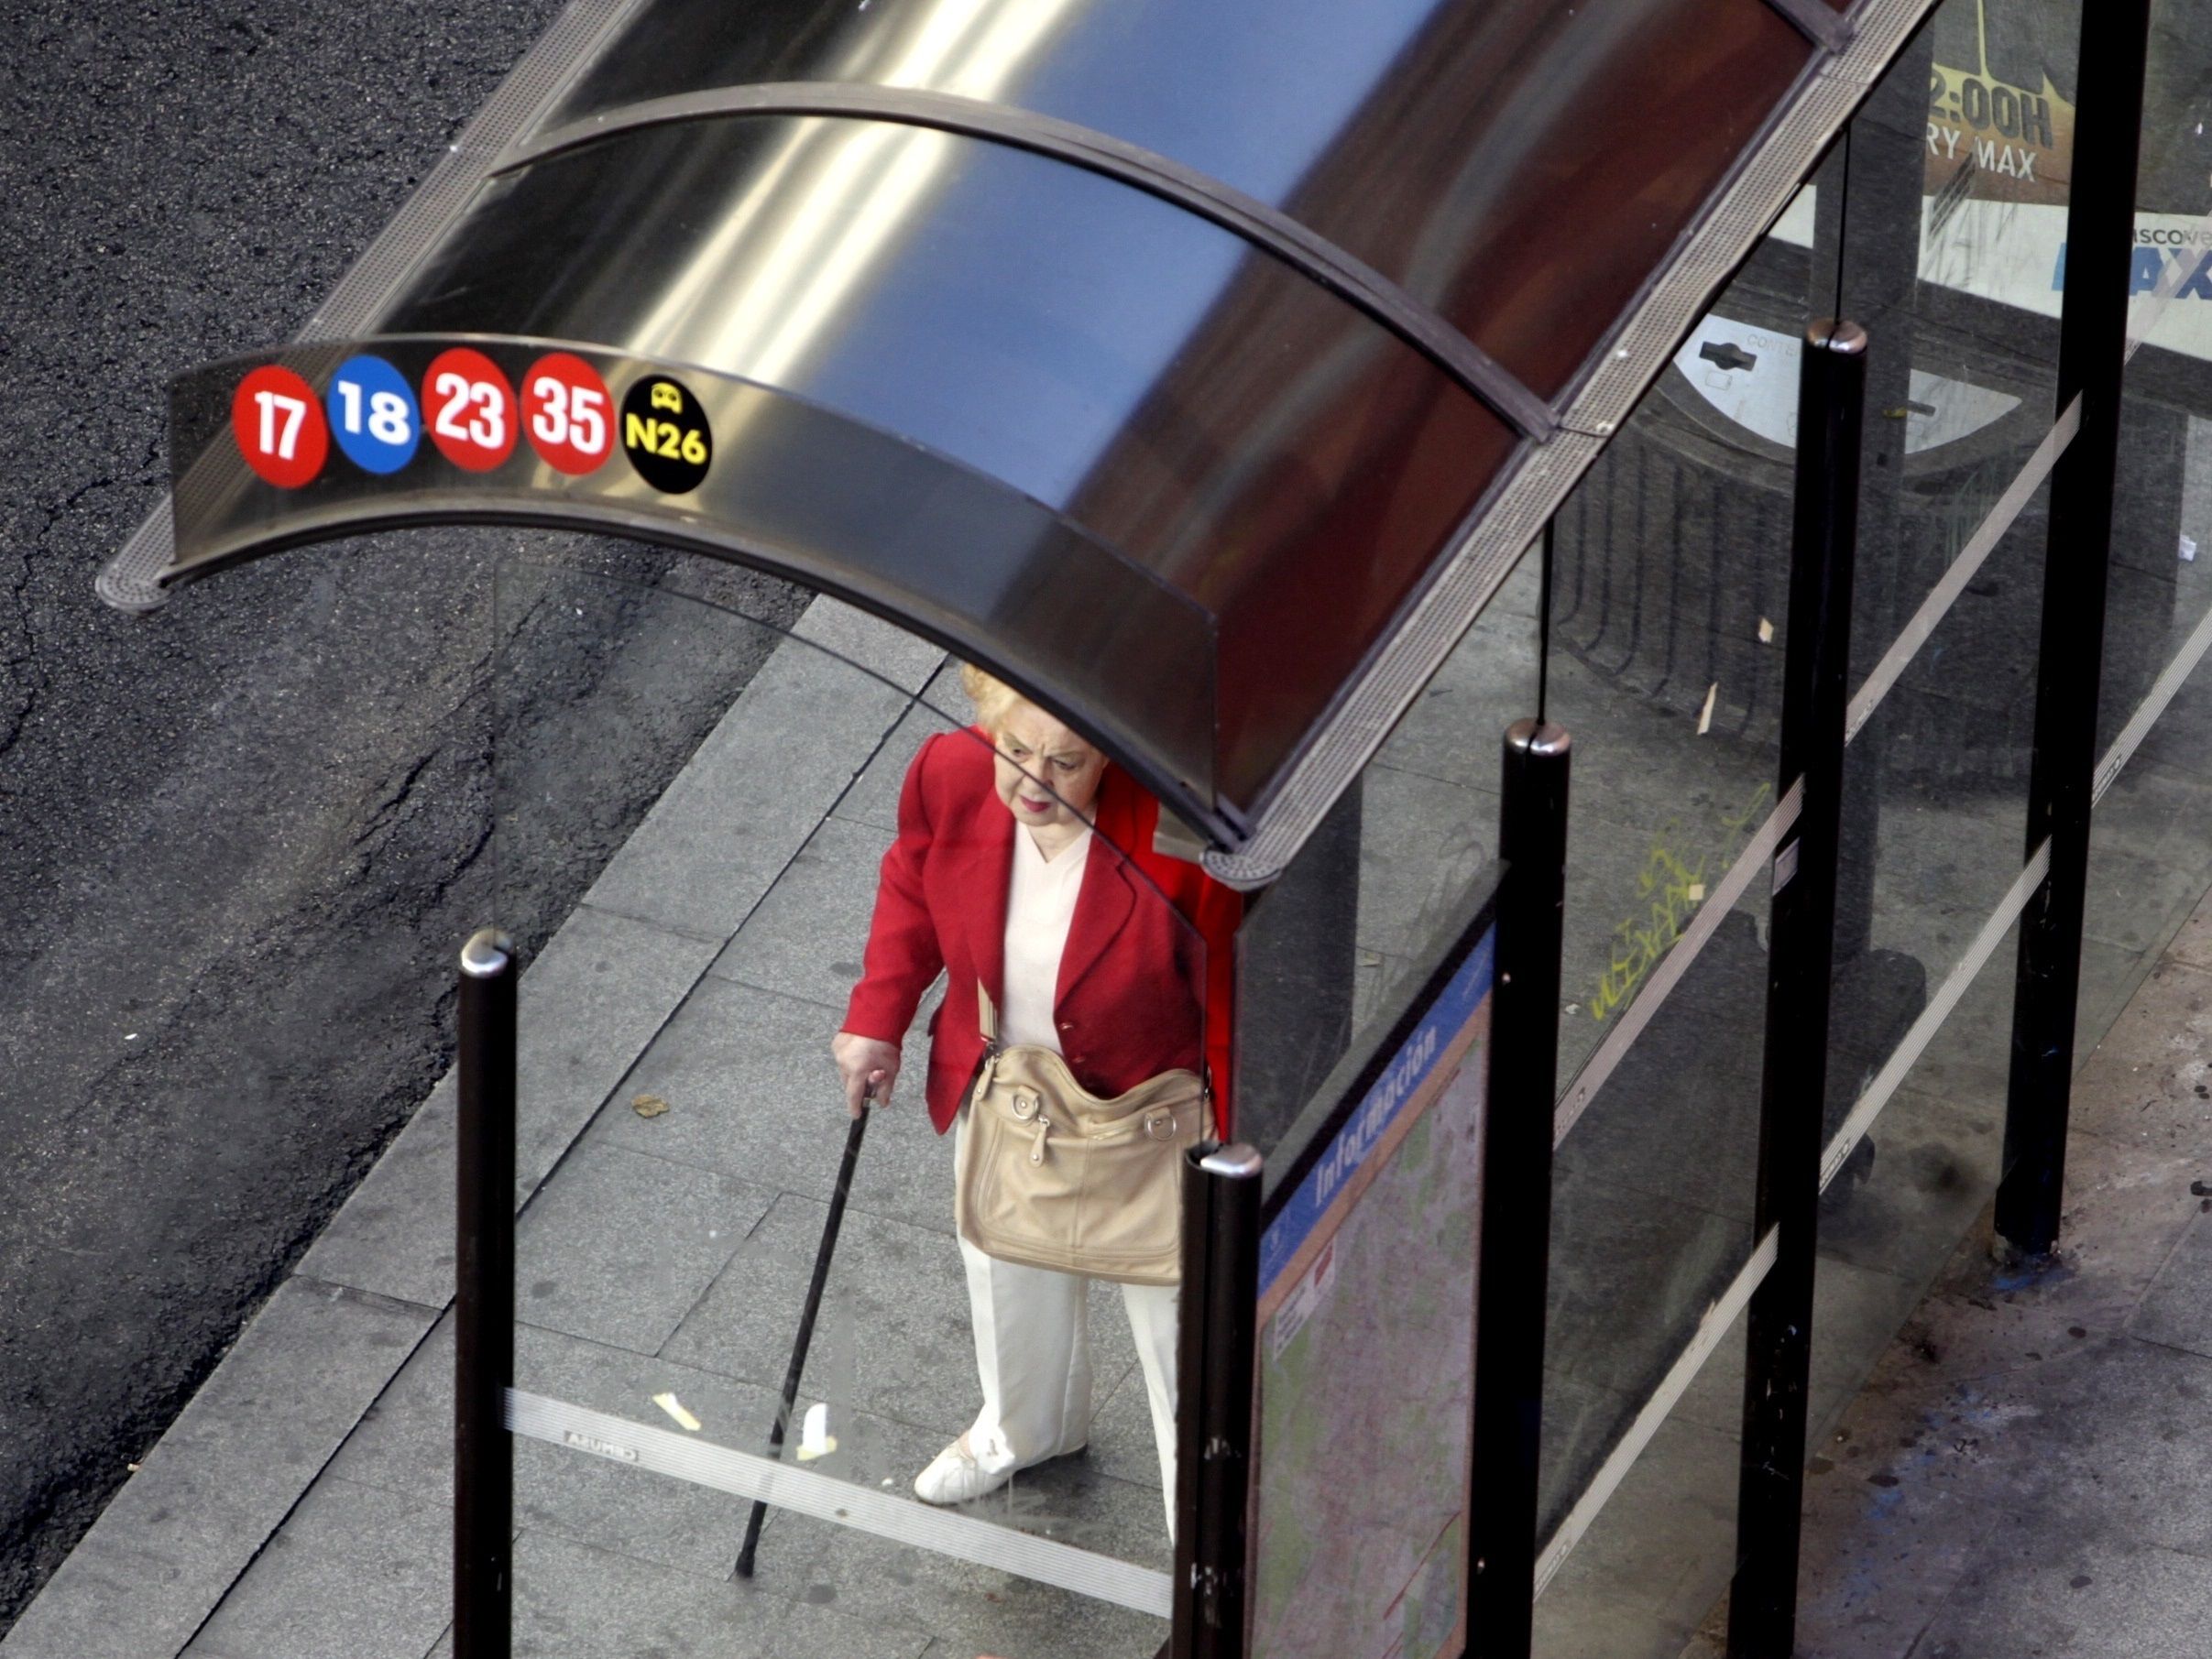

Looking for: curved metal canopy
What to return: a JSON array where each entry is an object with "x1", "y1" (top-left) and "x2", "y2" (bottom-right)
[{"x1": 105, "y1": 0, "x2": 1934, "y2": 881}]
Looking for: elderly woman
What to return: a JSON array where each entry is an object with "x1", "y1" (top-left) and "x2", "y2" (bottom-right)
[{"x1": 833, "y1": 665, "x2": 1237, "y2": 1525}]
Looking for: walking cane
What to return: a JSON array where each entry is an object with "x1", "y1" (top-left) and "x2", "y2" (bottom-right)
[{"x1": 733, "y1": 1086, "x2": 875, "y2": 1577}]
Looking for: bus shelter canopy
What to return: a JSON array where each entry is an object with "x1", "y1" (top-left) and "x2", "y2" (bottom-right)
[{"x1": 107, "y1": 0, "x2": 1932, "y2": 881}]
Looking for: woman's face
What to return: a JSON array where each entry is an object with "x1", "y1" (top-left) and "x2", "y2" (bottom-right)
[{"x1": 991, "y1": 701, "x2": 1107, "y2": 833}]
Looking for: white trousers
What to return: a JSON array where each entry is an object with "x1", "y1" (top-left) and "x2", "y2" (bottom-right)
[{"x1": 954, "y1": 1114, "x2": 1181, "y2": 1533}]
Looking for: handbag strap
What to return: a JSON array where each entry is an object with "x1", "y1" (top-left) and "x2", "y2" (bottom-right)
[{"x1": 980, "y1": 979, "x2": 1213, "y2": 1115}]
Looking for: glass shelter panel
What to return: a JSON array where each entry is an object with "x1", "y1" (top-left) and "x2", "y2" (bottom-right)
[
  {"x1": 1228, "y1": 574, "x2": 1530, "y2": 1658},
  {"x1": 399, "y1": 554, "x2": 1228, "y2": 1656},
  {"x1": 1801, "y1": 0, "x2": 2072, "y2": 1458},
  {"x1": 2080, "y1": 0, "x2": 2212, "y2": 1053},
  {"x1": 1529, "y1": 212, "x2": 1800, "y2": 1654}
]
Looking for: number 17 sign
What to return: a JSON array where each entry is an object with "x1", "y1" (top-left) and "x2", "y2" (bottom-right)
[{"x1": 231, "y1": 365, "x2": 330, "y2": 489}]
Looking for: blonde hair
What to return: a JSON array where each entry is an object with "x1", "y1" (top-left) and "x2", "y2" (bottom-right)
[{"x1": 959, "y1": 662, "x2": 1023, "y2": 730}]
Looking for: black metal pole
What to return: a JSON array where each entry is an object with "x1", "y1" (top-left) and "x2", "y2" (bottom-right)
[
  {"x1": 1171, "y1": 1142, "x2": 1262, "y2": 1659},
  {"x1": 1995, "y1": 0, "x2": 2154, "y2": 1258},
  {"x1": 1728, "y1": 320, "x2": 1866, "y2": 1659},
  {"x1": 1467, "y1": 718, "x2": 1569, "y2": 1657},
  {"x1": 734, "y1": 1104, "x2": 871, "y2": 1577},
  {"x1": 454, "y1": 928, "x2": 516, "y2": 1659}
]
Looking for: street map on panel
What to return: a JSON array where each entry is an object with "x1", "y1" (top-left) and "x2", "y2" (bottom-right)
[{"x1": 1250, "y1": 932, "x2": 1492, "y2": 1659}]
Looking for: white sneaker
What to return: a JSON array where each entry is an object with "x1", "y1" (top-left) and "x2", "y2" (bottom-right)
[{"x1": 913, "y1": 1436, "x2": 1012, "y2": 1505}]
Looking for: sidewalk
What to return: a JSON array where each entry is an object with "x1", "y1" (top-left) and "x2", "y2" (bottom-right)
[
  {"x1": 1771, "y1": 889, "x2": 2212, "y2": 1659},
  {"x1": 1, "y1": 595, "x2": 1043, "y2": 1659},
  {"x1": 16, "y1": 567, "x2": 2207, "y2": 1659},
  {"x1": 1, "y1": 573, "x2": 1550, "y2": 1659}
]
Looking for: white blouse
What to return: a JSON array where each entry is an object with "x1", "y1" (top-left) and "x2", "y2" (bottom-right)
[{"x1": 998, "y1": 824, "x2": 1092, "y2": 1053}]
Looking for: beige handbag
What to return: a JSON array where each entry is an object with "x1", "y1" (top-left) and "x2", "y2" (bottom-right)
[{"x1": 954, "y1": 986, "x2": 1209, "y2": 1285}]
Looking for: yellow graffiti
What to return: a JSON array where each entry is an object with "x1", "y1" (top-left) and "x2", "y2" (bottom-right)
[{"x1": 1586, "y1": 783, "x2": 1770, "y2": 1023}]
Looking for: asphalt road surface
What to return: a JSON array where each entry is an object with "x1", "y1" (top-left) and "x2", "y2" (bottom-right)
[{"x1": 0, "y1": 2, "x2": 806, "y2": 1627}]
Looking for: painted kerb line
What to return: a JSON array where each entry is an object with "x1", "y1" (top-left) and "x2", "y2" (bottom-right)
[{"x1": 505, "y1": 1391, "x2": 1173, "y2": 1618}]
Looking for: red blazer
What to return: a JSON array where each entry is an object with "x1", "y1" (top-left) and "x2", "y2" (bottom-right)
[{"x1": 841, "y1": 729, "x2": 1240, "y2": 1136}]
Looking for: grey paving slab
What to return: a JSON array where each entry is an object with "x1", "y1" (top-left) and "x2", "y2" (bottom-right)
[
  {"x1": 1675, "y1": 1255, "x2": 1921, "y2": 1449},
  {"x1": 301, "y1": 906, "x2": 724, "y2": 1308},
  {"x1": 1537, "y1": 1369, "x2": 1639, "y2": 1538},
  {"x1": 507, "y1": 1527, "x2": 931, "y2": 1659},
  {"x1": 793, "y1": 595, "x2": 949, "y2": 696},
  {"x1": 0, "y1": 1279, "x2": 433, "y2": 1659},
  {"x1": 297, "y1": 1074, "x2": 465, "y2": 1316},
  {"x1": 336, "y1": 1314, "x2": 783, "y2": 1578},
  {"x1": 1353, "y1": 761, "x2": 1497, "y2": 963},
  {"x1": 2019, "y1": 1337, "x2": 2212, "y2": 1561},
  {"x1": 2082, "y1": 839, "x2": 2212, "y2": 960},
  {"x1": 2130, "y1": 1208, "x2": 2212, "y2": 1356},
  {"x1": 1544, "y1": 1183, "x2": 1752, "y2": 1406},
  {"x1": 1367, "y1": 560, "x2": 1541, "y2": 791},
  {"x1": 1905, "y1": 1537, "x2": 2212, "y2": 1659},
  {"x1": 516, "y1": 1144, "x2": 776, "y2": 1356},
  {"x1": 748, "y1": 1497, "x2": 1169, "y2": 1659},
  {"x1": 2163, "y1": 881, "x2": 2212, "y2": 972},
  {"x1": 1812, "y1": 1086, "x2": 2000, "y2": 1285},
  {"x1": 1883, "y1": 934, "x2": 2019, "y2": 1105},
  {"x1": 2068, "y1": 957, "x2": 2212, "y2": 1151},
  {"x1": 1532, "y1": 1413, "x2": 1742, "y2": 1659},
  {"x1": 832, "y1": 701, "x2": 959, "y2": 834},
  {"x1": 665, "y1": 1193, "x2": 985, "y2": 1429},
  {"x1": 586, "y1": 975, "x2": 955, "y2": 1239},
  {"x1": 510, "y1": 908, "x2": 735, "y2": 1195},
  {"x1": 2090, "y1": 758, "x2": 2212, "y2": 877},
  {"x1": 2075, "y1": 933, "x2": 2163, "y2": 1065},
  {"x1": 1081, "y1": 1346, "x2": 1159, "y2": 1495},
  {"x1": 584, "y1": 638, "x2": 916, "y2": 939},
  {"x1": 181, "y1": 1478, "x2": 450, "y2": 1659},
  {"x1": 709, "y1": 814, "x2": 899, "y2": 1010}
]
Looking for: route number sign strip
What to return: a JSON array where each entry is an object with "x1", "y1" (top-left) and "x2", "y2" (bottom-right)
[{"x1": 221, "y1": 343, "x2": 720, "y2": 500}]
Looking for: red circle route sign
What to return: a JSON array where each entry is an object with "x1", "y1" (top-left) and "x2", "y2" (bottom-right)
[
  {"x1": 521, "y1": 353, "x2": 616, "y2": 476},
  {"x1": 422, "y1": 347, "x2": 518, "y2": 472},
  {"x1": 231, "y1": 365, "x2": 330, "y2": 489}
]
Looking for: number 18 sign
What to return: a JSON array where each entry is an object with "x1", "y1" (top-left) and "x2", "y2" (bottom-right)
[{"x1": 326, "y1": 355, "x2": 420, "y2": 475}]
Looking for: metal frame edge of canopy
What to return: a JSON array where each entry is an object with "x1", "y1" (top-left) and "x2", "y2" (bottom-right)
[
  {"x1": 1202, "y1": 0, "x2": 1933, "y2": 887},
  {"x1": 98, "y1": 0, "x2": 1938, "y2": 891}
]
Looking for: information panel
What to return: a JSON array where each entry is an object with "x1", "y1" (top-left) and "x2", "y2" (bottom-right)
[{"x1": 1249, "y1": 923, "x2": 1493, "y2": 1659}]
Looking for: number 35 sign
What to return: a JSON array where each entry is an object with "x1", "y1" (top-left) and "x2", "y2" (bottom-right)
[{"x1": 225, "y1": 344, "x2": 712, "y2": 497}]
